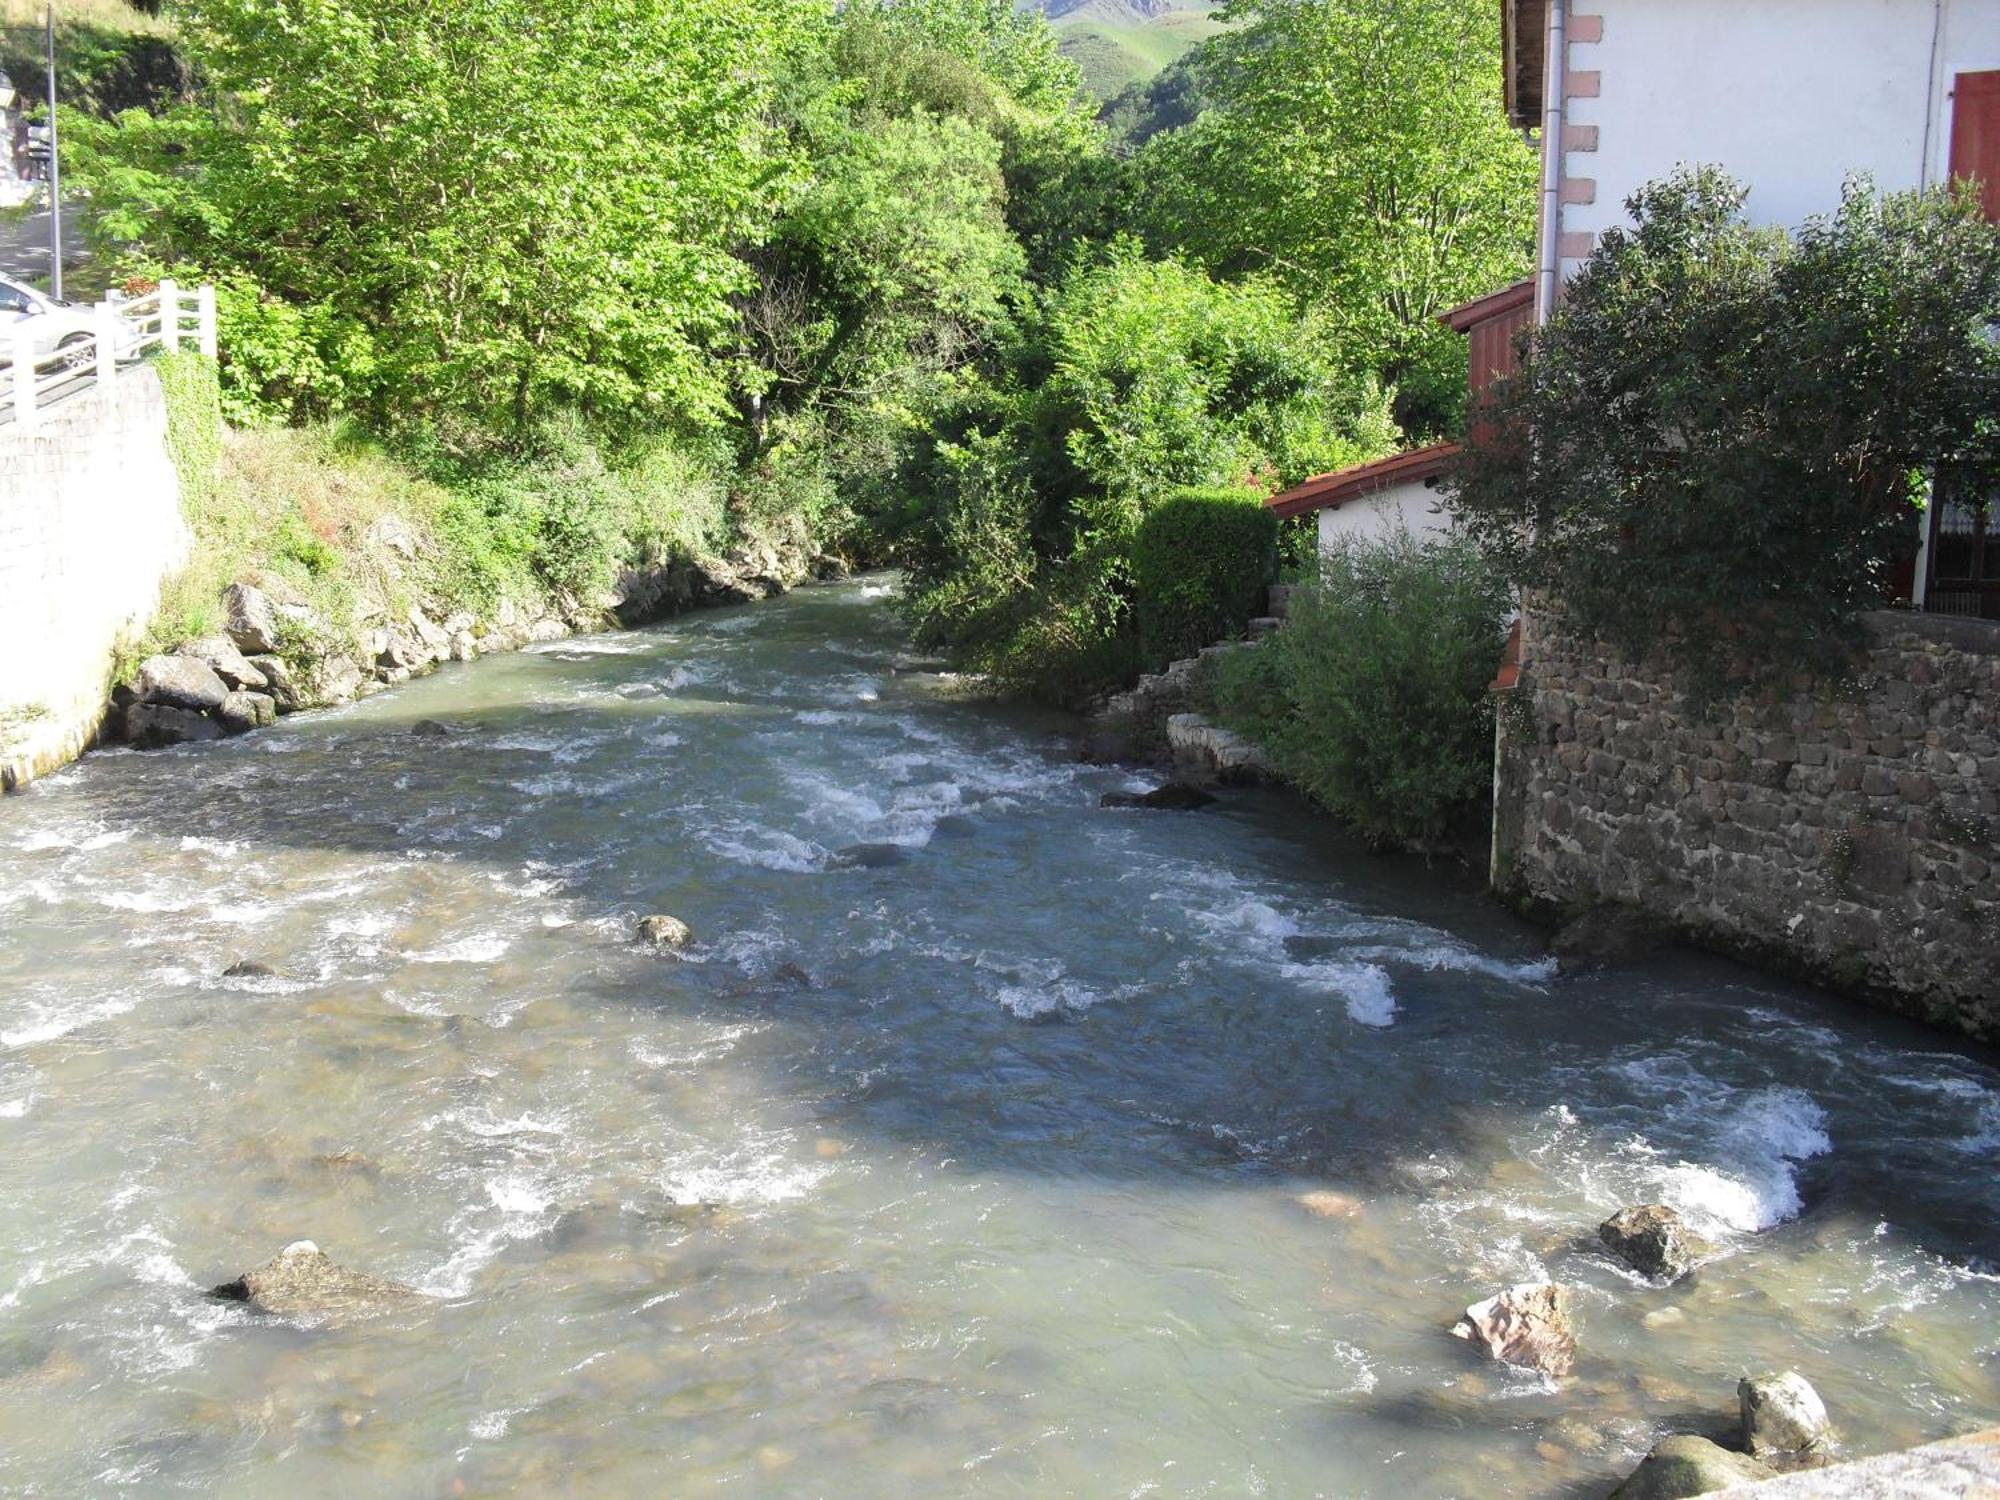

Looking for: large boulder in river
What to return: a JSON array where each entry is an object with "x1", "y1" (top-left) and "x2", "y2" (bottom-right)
[
  {"x1": 1600, "y1": 1204, "x2": 1713, "y2": 1282},
  {"x1": 216, "y1": 691, "x2": 278, "y2": 734},
  {"x1": 1740, "y1": 1371, "x2": 1835, "y2": 1466},
  {"x1": 1100, "y1": 783, "x2": 1216, "y2": 811},
  {"x1": 637, "y1": 914, "x2": 693, "y2": 950},
  {"x1": 221, "y1": 582, "x2": 282, "y2": 655},
  {"x1": 212, "y1": 1241, "x2": 415, "y2": 1319},
  {"x1": 135, "y1": 654, "x2": 229, "y2": 712},
  {"x1": 177, "y1": 635, "x2": 267, "y2": 692},
  {"x1": 1450, "y1": 1282, "x2": 1576, "y2": 1378},
  {"x1": 122, "y1": 702, "x2": 227, "y2": 748},
  {"x1": 1549, "y1": 903, "x2": 1669, "y2": 974},
  {"x1": 1608, "y1": 1436, "x2": 1778, "y2": 1499}
]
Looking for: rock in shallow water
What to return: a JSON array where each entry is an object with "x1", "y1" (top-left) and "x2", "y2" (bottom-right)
[
  {"x1": 1608, "y1": 1435, "x2": 1777, "y2": 1499},
  {"x1": 1549, "y1": 903, "x2": 1668, "y2": 973},
  {"x1": 1741, "y1": 1371, "x2": 1835, "y2": 1466},
  {"x1": 637, "y1": 914, "x2": 693, "y2": 950},
  {"x1": 212, "y1": 1241, "x2": 415, "y2": 1319},
  {"x1": 832, "y1": 843, "x2": 906, "y2": 869},
  {"x1": 122, "y1": 702, "x2": 227, "y2": 748},
  {"x1": 135, "y1": 654, "x2": 229, "y2": 712},
  {"x1": 1451, "y1": 1282, "x2": 1576, "y2": 1378},
  {"x1": 1600, "y1": 1203, "x2": 1713, "y2": 1282},
  {"x1": 1100, "y1": 783, "x2": 1216, "y2": 811}
]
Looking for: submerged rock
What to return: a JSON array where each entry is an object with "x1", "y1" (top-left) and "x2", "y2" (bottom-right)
[
  {"x1": 832, "y1": 843, "x2": 906, "y2": 869},
  {"x1": 771, "y1": 963, "x2": 813, "y2": 989},
  {"x1": 212, "y1": 1241, "x2": 415, "y2": 1318},
  {"x1": 637, "y1": 914, "x2": 693, "y2": 950},
  {"x1": 1549, "y1": 903, "x2": 1668, "y2": 974},
  {"x1": 1296, "y1": 1190, "x2": 1362, "y2": 1220},
  {"x1": 1451, "y1": 1282, "x2": 1576, "y2": 1378},
  {"x1": 1100, "y1": 783, "x2": 1217, "y2": 812},
  {"x1": 409, "y1": 718, "x2": 461, "y2": 738},
  {"x1": 222, "y1": 959, "x2": 281, "y2": 979},
  {"x1": 1600, "y1": 1204, "x2": 1713, "y2": 1282},
  {"x1": 1741, "y1": 1371, "x2": 1835, "y2": 1466},
  {"x1": 122, "y1": 702, "x2": 227, "y2": 749},
  {"x1": 1608, "y1": 1435, "x2": 1777, "y2": 1499}
]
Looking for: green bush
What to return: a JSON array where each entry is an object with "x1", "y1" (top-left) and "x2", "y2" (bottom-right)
[
  {"x1": 1132, "y1": 487, "x2": 1278, "y2": 666},
  {"x1": 1205, "y1": 529, "x2": 1509, "y2": 848}
]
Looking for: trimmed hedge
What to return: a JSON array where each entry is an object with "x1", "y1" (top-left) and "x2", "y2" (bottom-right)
[{"x1": 1131, "y1": 486, "x2": 1279, "y2": 666}]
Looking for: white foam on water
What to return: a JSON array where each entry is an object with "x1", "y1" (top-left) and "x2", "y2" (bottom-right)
[
  {"x1": 1347, "y1": 941, "x2": 1557, "y2": 985},
  {"x1": 660, "y1": 1149, "x2": 830, "y2": 1207},
  {"x1": 3, "y1": 991, "x2": 142, "y2": 1048},
  {"x1": 407, "y1": 934, "x2": 514, "y2": 964},
  {"x1": 701, "y1": 825, "x2": 825, "y2": 873},
  {"x1": 1278, "y1": 960, "x2": 1398, "y2": 1027},
  {"x1": 0, "y1": 1096, "x2": 31, "y2": 1118}
]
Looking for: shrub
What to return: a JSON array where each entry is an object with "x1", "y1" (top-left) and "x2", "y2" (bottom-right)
[
  {"x1": 1205, "y1": 529, "x2": 1509, "y2": 848},
  {"x1": 1450, "y1": 169, "x2": 2000, "y2": 696},
  {"x1": 1131, "y1": 487, "x2": 1278, "y2": 666}
]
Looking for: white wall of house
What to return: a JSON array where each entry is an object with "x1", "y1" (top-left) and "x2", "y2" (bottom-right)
[
  {"x1": 1315, "y1": 480, "x2": 1454, "y2": 554},
  {"x1": 1560, "y1": 0, "x2": 2000, "y2": 278}
]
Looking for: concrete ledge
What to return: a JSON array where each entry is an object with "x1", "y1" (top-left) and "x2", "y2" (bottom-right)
[{"x1": 1709, "y1": 1427, "x2": 2000, "y2": 1497}]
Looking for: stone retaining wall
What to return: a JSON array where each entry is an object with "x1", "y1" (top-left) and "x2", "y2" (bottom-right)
[
  {"x1": 0, "y1": 370, "x2": 189, "y2": 790},
  {"x1": 1493, "y1": 608, "x2": 2000, "y2": 1041}
]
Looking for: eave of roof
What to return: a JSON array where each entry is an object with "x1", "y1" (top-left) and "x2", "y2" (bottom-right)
[
  {"x1": 1440, "y1": 278, "x2": 1534, "y2": 333},
  {"x1": 1265, "y1": 442, "x2": 1461, "y2": 520}
]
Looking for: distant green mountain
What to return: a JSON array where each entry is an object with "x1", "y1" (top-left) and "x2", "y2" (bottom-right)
[{"x1": 1031, "y1": 0, "x2": 1225, "y2": 103}]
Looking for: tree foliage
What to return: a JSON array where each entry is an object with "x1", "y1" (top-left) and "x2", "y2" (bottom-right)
[
  {"x1": 64, "y1": 0, "x2": 809, "y2": 433},
  {"x1": 1130, "y1": 0, "x2": 1538, "y2": 433},
  {"x1": 1449, "y1": 169, "x2": 2000, "y2": 695}
]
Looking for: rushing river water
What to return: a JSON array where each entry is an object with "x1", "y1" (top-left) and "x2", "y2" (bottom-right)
[{"x1": 1, "y1": 577, "x2": 1996, "y2": 1497}]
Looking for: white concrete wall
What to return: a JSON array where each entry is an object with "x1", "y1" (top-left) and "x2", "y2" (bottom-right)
[
  {"x1": 1562, "y1": 0, "x2": 2000, "y2": 277},
  {"x1": 0, "y1": 369, "x2": 189, "y2": 788},
  {"x1": 1316, "y1": 479, "x2": 1455, "y2": 553}
]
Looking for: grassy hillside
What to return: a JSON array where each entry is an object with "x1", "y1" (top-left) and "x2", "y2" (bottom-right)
[{"x1": 1039, "y1": 0, "x2": 1224, "y2": 102}]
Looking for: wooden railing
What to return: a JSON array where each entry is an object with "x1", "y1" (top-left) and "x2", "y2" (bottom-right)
[{"x1": 1, "y1": 280, "x2": 217, "y2": 431}]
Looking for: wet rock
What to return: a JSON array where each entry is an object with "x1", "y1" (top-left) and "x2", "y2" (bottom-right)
[
  {"x1": 136, "y1": 654, "x2": 230, "y2": 711},
  {"x1": 1600, "y1": 1204, "x2": 1713, "y2": 1282},
  {"x1": 178, "y1": 635, "x2": 267, "y2": 692},
  {"x1": 212, "y1": 1240, "x2": 415, "y2": 1318},
  {"x1": 222, "y1": 959, "x2": 281, "y2": 979},
  {"x1": 1741, "y1": 1371, "x2": 1835, "y2": 1466},
  {"x1": 772, "y1": 963, "x2": 813, "y2": 989},
  {"x1": 307, "y1": 654, "x2": 366, "y2": 706},
  {"x1": 1100, "y1": 783, "x2": 1217, "y2": 812},
  {"x1": 1450, "y1": 1282, "x2": 1576, "y2": 1378},
  {"x1": 122, "y1": 702, "x2": 227, "y2": 748},
  {"x1": 1643, "y1": 1306, "x2": 1687, "y2": 1331},
  {"x1": 410, "y1": 718, "x2": 462, "y2": 738},
  {"x1": 1609, "y1": 1436, "x2": 1778, "y2": 1499},
  {"x1": 216, "y1": 691, "x2": 277, "y2": 734},
  {"x1": 931, "y1": 815, "x2": 977, "y2": 839},
  {"x1": 222, "y1": 582, "x2": 282, "y2": 655},
  {"x1": 1550, "y1": 903, "x2": 1668, "y2": 974},
  {"x1": 637, "y1": 915, "x2": 693, "y2": 950},
  {"x1": 832, "y1": 843, "x2": 906, "y2": 869}
]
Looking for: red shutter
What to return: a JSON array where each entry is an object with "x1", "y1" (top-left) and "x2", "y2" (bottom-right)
[{"x1": 1949, "y1": 71, "x2": 2000, "y2": 222}]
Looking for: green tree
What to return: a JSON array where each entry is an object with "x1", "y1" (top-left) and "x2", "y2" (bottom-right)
[
  {"x1": 1132, "y1": 0, "x2": 1537, "y2": 431},
  {"x1": 64, "y1": 0, "x2": 811, "y2": 434},
  {"x1": 1449, "y1": 169, "x2": 2000, "y2": 695}
]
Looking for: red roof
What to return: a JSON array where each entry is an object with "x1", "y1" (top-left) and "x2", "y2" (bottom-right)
[
  {"x1": 1440, "y1": 279, "x2": 1534, "y2": 333},
  {"x1": 1265, "y1": 442, "x2": 1460, "y2": 520}
]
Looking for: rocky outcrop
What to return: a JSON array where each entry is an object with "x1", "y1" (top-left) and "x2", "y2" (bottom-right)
[
  {"x1": 637, "y1": 914, "x2": 693, "y2": 950},
  {"x1": 105, "y1": 512, "x2": 839, "y2": 760},
  {"x1": 1166, "y1": 713, "x2": 1272, "y2": 782},
  {"x1": 1609, "y1": 1436, "x2": 1778, "y2": 1499},
  {"x1": 212, "y1": 1240, "x2": 416, "y2": 1319},
  {"x1": 1450, "y1": 1282, "x2": 1576, "y2": 1378},
  {"x1": 1741, "y1": 1372, "x2": 1835, "y2": 1467},
  {"x1": 1600, "y1": 1204, "x2": 1713, "y2": 1283}
]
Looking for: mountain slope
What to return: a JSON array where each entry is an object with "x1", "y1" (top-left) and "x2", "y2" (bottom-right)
[{"x1": 1031, "y1": 0, "x2": 1225, "y2": 102}]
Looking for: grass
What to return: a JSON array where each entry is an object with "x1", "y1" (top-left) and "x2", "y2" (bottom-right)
[
  {"x1": 1051, "y1": 4, "x2": 1225, "y2": 101},
  {"x1": 0, "y1": 0, "x2": 169, "y2": 36}
]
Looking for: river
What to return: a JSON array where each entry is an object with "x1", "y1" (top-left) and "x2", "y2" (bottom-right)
[{"x1": 1, "y1": 576, "x2": 1995, "y2": 1496}]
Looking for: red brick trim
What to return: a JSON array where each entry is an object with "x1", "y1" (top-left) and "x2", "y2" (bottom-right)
[
  {"x1": 1490, "y1": 617, "x2": 1524, "y2": 693},
  {"x1": 1557, "y1": 231, "x2": 1597, "y2": 261},
  {"x1": 1560, "y1": 176, "x2": 1596, "y2": 205},
  {"x1": 1563, "y1": 123, "x2": 1599, "y2": 153},
  {"x1": 1565, "y1": 68, "x2": 1600, "y2": 99},
  {"x1": 1567, "y1": 13, "x2": 1603, "y2": 44}
]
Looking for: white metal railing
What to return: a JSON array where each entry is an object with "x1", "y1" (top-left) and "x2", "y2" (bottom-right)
[{"x1": 0, "y1": 279, "x2": 217, "y2": 431}]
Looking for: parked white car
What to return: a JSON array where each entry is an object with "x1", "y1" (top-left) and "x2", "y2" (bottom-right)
[{"x1": 0, "y1": 272, "x2": 137, "y2": 370}]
